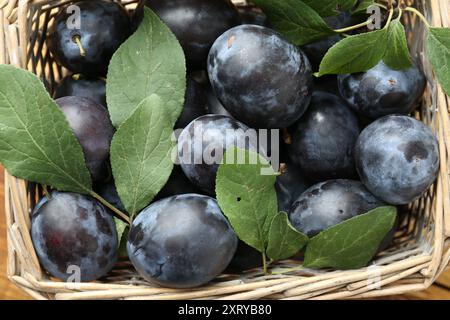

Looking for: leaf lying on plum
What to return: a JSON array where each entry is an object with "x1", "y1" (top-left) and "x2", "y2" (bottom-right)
[
  {"x1": 0, "y1": 65, "x2": 91, "y2": 194},
  {"x1": 384, "y1": 19, "x2": 413, "y2": 70},
  {"x1": 216, "y1": 147, "x2": 278, "y2": 253},
  {"x1": 251, "y1": 0, "x2": 336, "y2": 46},
  {"x1": 110, "y1": 95, "x2": 175, "y2": 217},
  {"x1": 114, "y1": 217, "x2": 129, "y2": 257},
  {"x1": 106, "y1": 7, "x2": 186, "y2": 128},
  {"x1": 303, "y1": 206, "x2": 397, "y2": 270},
  {"x1": 317, "y1": 28, "x2": 388, "y2": 76},
  {"x1": 266, "y1": 212, "x2": 308, "y2": 261},
  {"x1": 427, "y1": 27, "x2": 450, "y2": 96}
]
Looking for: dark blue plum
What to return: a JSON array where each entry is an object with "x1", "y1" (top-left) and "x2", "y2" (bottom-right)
[
  {"x1": 205, "y1": 83, "x2": 233, "y2": 117},
  {"x1": 144, "y1": 0, "x2": 241, "y2": 70},
  {"x1": 31, "y1": 192, "x2": 118, "y2": 281},
  {"x1": 208, "y1": 25, "x2": 313, "y2": 129},
  {"x1": 155, "y1": 165, "x2": 203, "y2": 200},
  {"x1": 178, "y1": 115, "x2": 259, "y2": 194},
  {"x1": 175, "y1": 75, "x2": 208, "y2": 129},
  {"x1": 127, "y1": 194, "x2": 238, "y2": 288},
  {"x1": 237, "y1": 5, "x2": 270, "y2": 27},
  {"x1": 276, "y1": 160, "x2": 310, "y2": 213},
  {"x1": 289, "y1": 180, "x2": 385, "y2": 237},
  {"x1": 288, "y1": 91, "x2": 361, "y2": 182},
  {"x1": 47, "y1": 0, "x2": 132, "y2": 76},
  {"x1": 355, "y1": 115, "x2": 439, "y2": 205},
  {"x1": 54, "y1": 75, "x2": 107, "y2": 108},
  {"x1": 56, "y1": 96, "x2": 114, "y2": 181},
  {"x1": 338, "y1": 61, "x2": 426, "y2": 119}
]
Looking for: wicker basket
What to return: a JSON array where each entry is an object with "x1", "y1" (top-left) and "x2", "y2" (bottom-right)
[{"x1": 1, "y1": 0, "x2": 450, "y2": 300}]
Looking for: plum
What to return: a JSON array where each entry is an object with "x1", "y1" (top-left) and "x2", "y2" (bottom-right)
[
  {"x1": 208, "y1": 25, "x2": 313, "y2": 129},
  {"x1": 54, "y1": 75, "x2": 106, "y2": 108},
  {"x1": 155, "y1": 165, "x2": 203, "y2": 200},
  {"x1": 175, "y1": 75, "x2": 208, "y2": 129},
  {"x1": 144, "y1": 0, "x2": 241, "y2": 70},
  {"x1": 127, "y1": 194, "x2": 238, "y2": 288},
  {"x1": 178, "y1": 115, "x2": 259, "y2": 194},
  {"x1": 56, "y1": 96, "x2": 114, "y2": 181},
  {"x1": 31, "y1": 192, "x2": 118, "y2": 281},
  {"x1": 94, "y1": 180, "x2": 126, "y2": 213},
  {"x1": 47, "y1": 0, "x2": 132, "y2": 76},
  {"x1": 288, "y1": 91, "x2": 360, "y2": 182},
  {"x1": 289, "y1": 180, "x2": 385, "y2": 237},
  {"x1": 237, "y1": 5, "x2": 270, "y2": 27},
  {"x1": 355, "y1": 115, "x2": 439, "y2": 205},
  {"x1": 338, "y1": 61, "x2": 426, "y2": 119}
]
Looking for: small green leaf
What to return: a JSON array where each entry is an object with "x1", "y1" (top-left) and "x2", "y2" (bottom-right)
[
  {"x1": 266, "y1": 212, "x2": 308, "y2": 261},
  {"x1": 317, "y1": 28, "x2": 388, "y2": 76},
  {"x1": 384, "y1": 19, "x2": 412, "y2": 70},
  {"x1": 427, "y1": 27, "x2": 450, "y2": 96},
  {"x1": 304, "y1": 206, "x2": 397, "y2": 269},
  {"x1": 110, "y1": 95, "x2": 175, "y2": 216},
  {"x1": 352, "y1": 0, "x2": 375, "y2": 15},
  {"x1": 251, "y1": 0, "x2": 336, "y2": 46},
  {"x1": 0, "y1": 65, "x2": 91, "y2": 193},
  {"x1": 303, "y1": 0, "x2": 357, "y2": 17},
  {"x1": 107, "y1": 7, "x2": 186, "y2": 127},
  {"x1": 216, "y1": 147, "x2": 278, "y2": 253},
  {"x1": 114, "y1": 217, "x2": 129, "y2": 257}
]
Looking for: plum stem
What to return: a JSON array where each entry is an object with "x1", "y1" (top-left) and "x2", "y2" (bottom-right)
[
  {"x1": 90, "y1": 191, "x2": 131, "y2": 224},
  {"x1": 72, "y1": 35, "x2": 86, "y2": 57},
  {"x1": 42, "y1": 185, "x2": 51, "y2": 199},
  {"x1": 404, "y1": 7, "x2": 431, "y2": 28}
]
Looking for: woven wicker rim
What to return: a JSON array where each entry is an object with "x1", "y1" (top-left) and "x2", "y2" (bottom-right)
[{"x1": 1, "y1": 0, "x2": 450, "y2": 300}]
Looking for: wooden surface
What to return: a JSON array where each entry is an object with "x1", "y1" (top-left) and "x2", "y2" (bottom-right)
[{"x1": 0, "y1": 166, "x2": 449, "y2": 300}]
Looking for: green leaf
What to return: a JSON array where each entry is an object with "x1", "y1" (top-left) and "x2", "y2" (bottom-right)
[
  {"x1": 303, "y1": 0, "x2": 357, "y2": 17},
  {"x1": 427, "y1": 27, "x2": 450, "y2": 96},
  {"x1": 304, "y1": 206, "x2": 397, "y2": 269},
  {"x1": 114, "y1": 217, "x2": 129, "y2": 257},
  {"x1": 384, "y1": 19, "x2": 412, "y2": 70},
  {"x1": 216, "y1": 147, "x2": 278, "y2": 253},
  {"x1": 266, "y1": 212, "x2": 308, "y2": 261},
  {"x1": 110, "y1": 95, "x2": 175, "y2": 216},
  {"x1": 352, "y1": 0, "x2": 375, "y2": 15},
  {"x1": 107, "y1": 7, "x2": 186, "y2": 127},
  {"x1": 0, "y1": 65, "x2": 91, "y2": 193},
  {"x1": 317, "y1": 28, "x2": 388, "y2": 76},
  {"x1": 251, "y1": 0, "x2": 336, "y2": 46}
]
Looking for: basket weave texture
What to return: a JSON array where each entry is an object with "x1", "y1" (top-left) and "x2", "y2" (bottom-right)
[{"x1": 1, "y1": 0, "x2": 450, "y2": 300}]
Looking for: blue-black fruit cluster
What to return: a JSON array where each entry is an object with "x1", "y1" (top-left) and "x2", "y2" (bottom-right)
[
  {"x1": 54, "y1": 75, "x2": 107, "y2": 108},
  {"x1": 127, "y1": 194, "x2": 238, "y2": 288}
]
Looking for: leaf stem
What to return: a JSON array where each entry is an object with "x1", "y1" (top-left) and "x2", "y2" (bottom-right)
[
  {"x1": 90, "y1": 191, "x2": 131, "y2": 224},
  {"x1": 384, "y1": 8, "x2": 395, "y2": 29},
  {"x1": 334, "y1": 19, "x2": 372, "y2": 33},
  {"x1": 42, "y1": 185, "x2": 51, "y2": 199},
  {"x1": 404, "y1": 7, "x2": 431, "y2": 28},
  {"x1": 262, "y1": 253, "x2": 268, "y2": 275}
]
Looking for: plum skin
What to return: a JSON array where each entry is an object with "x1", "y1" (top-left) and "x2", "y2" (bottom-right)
[
  {"x1": 175, "y1": 75, "x2": 208, "y2": 129},
  {"x1": 56, "y1": 96, "x2": 114, "y2": 181},
  {"x1": 289, "y1": 180, "x2": 385, "y2": 237},
  {"x1": 208, "y1": 25, "x2": 313, "y2": 129},
  {"x1": 31, "y1": 192, "x2": 118, "y2": 282},
  {"x1": 47, "y1": 0, "x2": 131, "y2": 76},
  {"x1": 127, "y1": 194, "x2": 238, "y2": 288},
  {"x1": 178, "y1": 115, "x2": 258, "y2": 194},
  {"x1": 144, "y1": 0, "x2": 241, "y2": 70},
  {"x1": 338, "y1": 61, "x2": 426, "y2": 119},
  {"x1": 288, "y1": 91, "x2": 361, "y2": 182},
  {"x1": 54, "y1": 75, "x2": 107, "y2": 108},
  {"x1": 355, "y1": 115, "x2": 439, "y2": 205}
]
